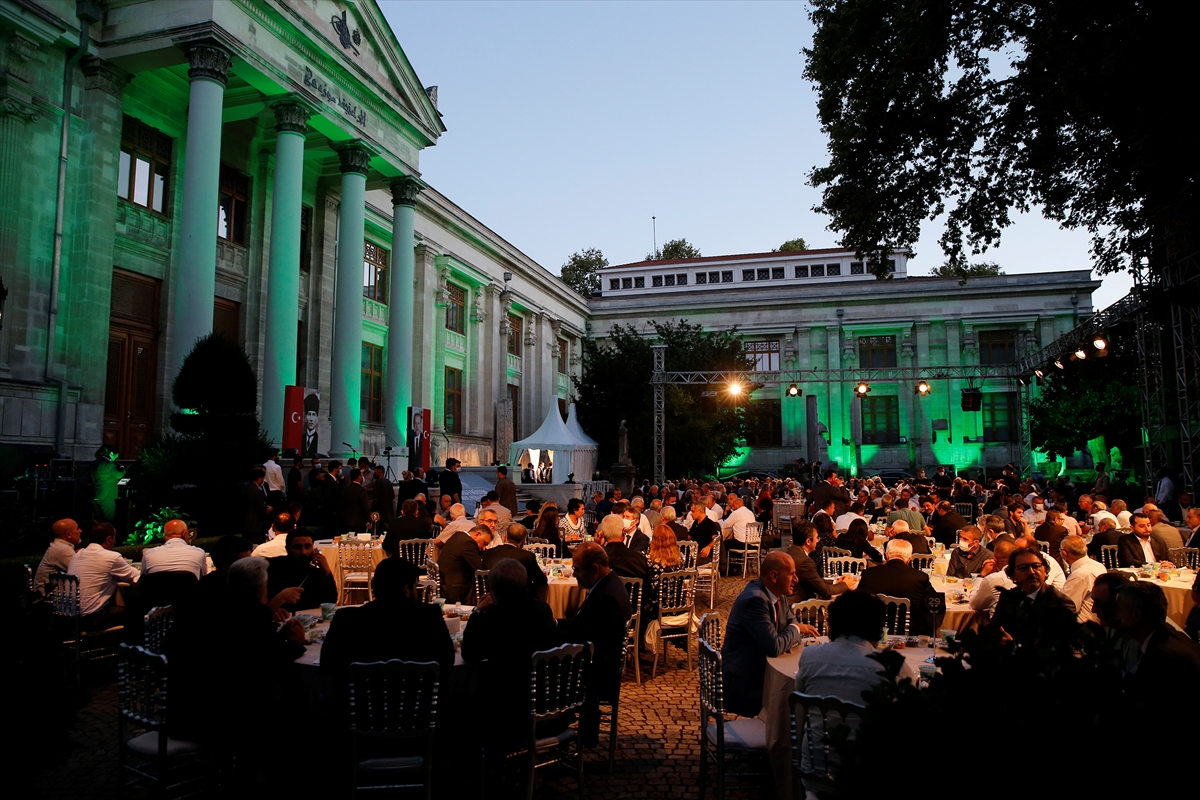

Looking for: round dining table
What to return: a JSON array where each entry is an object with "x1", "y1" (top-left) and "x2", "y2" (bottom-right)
[
  {"x1": 539, "y1": 561, "x2": 589, "y2": 619},
  {"x1": 1117, "y1": 568, "x2": 1197, "y2": 627}
]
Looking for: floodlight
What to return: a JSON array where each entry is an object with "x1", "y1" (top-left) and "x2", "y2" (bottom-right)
[
  {"x1": 915, "y1": 380, "x2": 932, "y2": 396},
  {"x1": 728, "y1": 382, "x2": 743, "y2": 396},
  {"x1": 1034, "y1": 368, "x2": 1045, "y2": 379},
  {"x1": 1092, "y1": 334, "x2": 1108, "y2": 351},
  {"x1": 855, "y1": 382, "x2": 870, "y2": 396},
  {"x1": 786, "y1": 384, "x2": 801, "y2": 398},
  {"x1": 1054, "y1": 359, "x2": 1065, "y2": 369},
  {"x1": 1074, "y1": 348, "x2": 1088, "y2": 360}
]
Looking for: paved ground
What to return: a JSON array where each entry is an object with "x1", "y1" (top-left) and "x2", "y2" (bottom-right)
[{"x1": 37, "y1": 573, "x2": 771, "y2": 800}]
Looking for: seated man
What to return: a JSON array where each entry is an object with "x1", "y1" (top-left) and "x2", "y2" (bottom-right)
[
  {"x1": 1013, "y1": 535, "x2": 1067, "y2": 590},
  {"x1": 1087, "y1": 516, "x2": 1123, "y2": 558},
  {"x1": 722, "y1": 551, "x2": 820, "y2": 717},
  {"x1": 885, "y1": 519, "x2": 931, "y2": 556},
  {"x1": 141, "y1": 518, "x2": 209, "y2": 578},
  {"x1": 482, "y1": 522, "x2": 549, "y2": 598},
  {"x1": 990, "y1": 546, "x2": 1077, "y2": 643},
  {"x1": 719, "y1": 494, "x2": 757, "y2": 552},
  {"x1": 320, "y1": 558, "x2": 455, "y2": 684},
  {"x1": 1033, "y1": 508, "x2": 1069, "y2": 566},
  {"x1": 796, "y1": 591, "x2": 918, "y2": 701},
  {"x1": 34, "y1": 518, "x2": 81, "y2": 594},
  {"x1": 785, "y1": 522, "x2": 850, "y2": 603},
  {"x1": 382, "y1": 498, "x2": 434, "y2": 559},
  {"x1": 433, "y1": 503, "x2": 475, "y2": 552},
  {"x1": 969, "y1": 539, "x2": 1016, "y2": 618},
  {"x1": 852, "y1": 539, "x2": 939, "y2": 635},
  {"x1": 439, "y1": 524, "x2": 491, "y2": 604},
  {"x1": 686, "y1": 502, "x2": 721, "y2": 563},
  {"x1": 66, "y1": 522, "x2": 139, "y2": 629},
  {"x1": 599, "y1": 513, "x2": 653, "y2": 584},
  {"x1": 252, "y1": 512, "x2": 297, "y2": 559},
  {"x1": 1148, "y1": 508, "x2": 1185, "y2": 550},
  {"x1": 1115, "y1": 581, "x2": 1200, "y2": 698},
  {"x1": 1117, "y1": 512, "x2": 1173, "y2": 568},
  {"x1": 1060, "y1": 534, "x2": 1107, "y2": 623},
  {"x1": 266, "y1": 529, "x2": 337, "y2": 612},
  {"x1": 620, "y1": 506, "x2": 650, "y2": 555},
  {"x1": 946, "y1": 524, "x2": 992, "y2": 579},
  {"x1": 475, "y1": 491, "x2": 513, "y2": 526}
]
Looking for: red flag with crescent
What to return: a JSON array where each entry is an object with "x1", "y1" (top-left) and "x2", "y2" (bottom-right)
[{"x1": 283, "y1": 385, "x2": 304, "y2": 451}]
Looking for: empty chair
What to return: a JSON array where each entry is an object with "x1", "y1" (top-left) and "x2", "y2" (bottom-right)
[
  {"x1": 522, "y1": 643, "x2": 591, "y2": 800},
  {"x1": 825, "y1": 557, "x2": 867, "y2": 579},
  {"x1": 789, "y1": 691, "x2": 865, "y2": 795},
  {"x1": 394, "y1": 538, "x2": 434, "y2": 569},
  {"x1": 523, "y1": 543, "x2": 557, "y2": 563},
  {"x1": 1035, "y1": 540, "x2": 1050, "y2": 555},
  {"x1": 699, "y1": 640, "x2": 768, "y2": 800},
  {"x1": 1169, "y1": 547, "x2": 1199, "y2": 570},
  {"x1": 651, "y1": 570, "x2": 698, "y2": 677},
  {"x1": 924, "y1": 536, "x2": 937, "y2": 551},
  {"x1": 909, "y1": 554, "x2": 936, "y2": 571},
  {"x1": 1100, "y1": 545, "x2": 1119, "y2": 570},
  {"x1": 474, "y1": 570, "x2": 489, "y2": 604},
  {"x1": 347, "y1": 659, "x2": 440, "y2": 798},
  {"x1": 698, "y1": 611, "x2": 723, "y2": 650},
  {"x1": 878, "y1": 594, "x2": 912, "y2": 636},
  {"x1": 337, "y1": 541, "x2": 376, "y2": 605},
  {"x1": 820, "y1": 548, "x2": 852, "y2": 578},
  {"x1": 679, "y1": 540, "x2": 699, "y2": 569},
  {"x1": 727, "y1": 523, "x2": 763, "y2": 577},
  {"x1": 118, "y1": 643, "x2": 205, "y2": 793},
  {"x1": 621, "y1": 577, "x2": 643, "y2": 685},
  {"x1": 695, "y1": 538, "x2": 721, "y2": 608},
  {"x1": 791, "y1": 599, "x2": 831, "y2": 636},
  {"x1": 142, "y1": 605, "x2": 174, "y2": 654}
]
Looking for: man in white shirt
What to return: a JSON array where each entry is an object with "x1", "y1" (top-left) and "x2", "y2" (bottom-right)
[
  {"x1": 252, "y1": 512, "x2": 296, "y2": 559},
  {"x1": 1111, "y1": 498, "x2": 1132, "y2": 529},
  {"x1": 263, "y1": 450, "x2": 286, "y2": 497},
  {"x1": 67, "y1": 522, "x2": 139, "y2": 626},
  {"x1": 969, "y1": 539, "x2": 1016, "y2": 617},
  {"x1": 434, "y1": 503, "x2": 475, "y2": 549},
  {"x1": 1014, "y1": 535, "x2": 1066, "y2": 590},
  {"x1": 1154, "y1": 469, "x2": 1174, "y2": 505},
  {"x1": 1023, "y1": 496, "x2": 1047, "y2": 528},
  {"x1": 1059, "y1": 535, "x2": 1107, "y2": 623},
  {"x1": 629, "y1": 497, "x2": 654, "y2": 537},
  {"x1": 720, "y1": 495, "x2": 757, "y2": 543},
  {"x1": 141, "y1": 519, "x2": 209, "y2": 578},
  {"x1": 703, "y1": 493, "x2": 724, "y2": 523},
  {"x1": 1090, "y1": 500, "x2": 1119, "y2": 531},
  {"x1": 834, "y1": 501, "x2": 868, "y2": 532},
  {"x1": 34, "y1": 518, "x2": 81, "y2": 594}
]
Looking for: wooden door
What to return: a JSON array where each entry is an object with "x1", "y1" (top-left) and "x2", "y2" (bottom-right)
[{"x1": 104, "y1": 270, "x2": 161, "y2": 458}]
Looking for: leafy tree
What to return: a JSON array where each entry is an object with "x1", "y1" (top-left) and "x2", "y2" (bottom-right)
[
  {"x1": 774, "y1": 237, "x2": 809, "y2": 252},
  {"x1": 559, "y1": 247, "x2": 606, "y2": 297},
  {"x1": 930, "y1": 260, "x2": 1003, "y2": 285},
  {"x1": 573, "y1": 320, "x2": 757, "y2": 477},
  {"x1": 803, "y1": 2, "x2": 1198, "y2": 281},
  {"x1": 646, "y1": 238, "x2": 701, "y2": 262}
]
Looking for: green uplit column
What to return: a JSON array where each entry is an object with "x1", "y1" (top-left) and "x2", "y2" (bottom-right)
[
  {"x1": 260, "y1": 100, "x2": 310, "y2": 443},
  {"x1": 330, "y1": 143, "x2": 371, "y2": 459},
  {"x1": 167, "y1": 43, "x2": 231, "y2": 383},
  {"x1": 386, "y1": 177, "x2": 423, "y2": 451}
]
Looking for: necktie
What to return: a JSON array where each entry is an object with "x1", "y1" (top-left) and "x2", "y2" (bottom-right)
[{"x1": 774, "y1": 598, "x2": 783, "y2": 631}]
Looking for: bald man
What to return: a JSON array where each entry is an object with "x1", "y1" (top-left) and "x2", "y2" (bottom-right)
[
  {"x1": 34, "y1": 518, "x2": 82, "y2": 594},
  {"x1": 141, "y1": 518, "x2": 208, "y2": 578}
]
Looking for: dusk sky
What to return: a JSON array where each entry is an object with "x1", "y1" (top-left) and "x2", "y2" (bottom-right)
[{"x1": 382, "y1": 1, "x2": 1132, "y2": 311}]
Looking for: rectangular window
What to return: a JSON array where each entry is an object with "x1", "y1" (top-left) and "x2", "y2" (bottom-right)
[
  {"x1": 557, "y1": 339, "x2": 568, "y2": 373},
  {"x1": 507, "y1": 314, "x2": 523, "y2": 356},
  {"x1": 695, "y1": 273, "x2": 707, "y2": 285},
  {"x1": 217, "y1": 164, "x2": 250, "y2": 245},
  {"x1": 743, "y1": 269, "x2": 755, "y2": 282},
  {"x1": 721, "y1": 271, "x2": 733, "y2": 283},
  {"x1": 859, "y1": 335, "x2": 897, "y2": 368},
  {"x1": 664, "y1": 274, "x2": 675, "y2": 286},
  {"x1": 622, "y1": 277, "x2": 633, "y2": 289},
  {"x1": 652, "y1": 275, "x2": 663, "y2": 287},
  {"x1": 444, "y1": 366, "x2": 463, "y2": 434},
  {"x1": 827, "y1": 263, "x2": 841, "y2": 276},
  {"x1": 745, "y1": 399, "x2": 782, "y2": 446},
  {"x1": 213, "y1": 297, "x2": 240, "y2": 345},
  {"x1": 745, "y1": 340, "x2": 780, "y2": 372},
  {"x1": 118, "y1": 115, "x2": 172, "y2": 214},
  {"x1": 508, "y1": 383, "x2": 520, "y2": 440},
  {"x1": 363, "y1": 241, "x2": 389, "y2": 303},
  {"x1": 979, "y1": 330, "x2": 1019, "y2": 365},
  {"x1": 887, "y1": 260, "x2": 896, "y2": 273},
  {"x1": 771, "y1": 267, "x2": 784, "y2": 280},
  {"x1": 677, "y1": 273, "x2": 687, "y2": 286},
  {"x1": 795, "y1": 265, "x2": 809, "y2": 278},
  {"x1": 361, "y1": 343, "x2": 383, "y2": 424},
  {"x1": 850, "y1": 262, "x2": 864, "y2": 275},
  {"x1": 861, "y1": 396, "x2": 900, "y2": 444},
  {"x1": 708, "y1": 271, "x2": 720, "y2": 284},
  {"x1": 610, "y1": 278, "x2": 620, "y2": 290},
  {"x1": 299, "y1": 205, "x2": 313, "y2": 272},
  {"x1": 634, "y1": 276, "x2": 645, "y2": 288},
  {"x1": 982, "y1": 392, "x2": 1018, "y2": 442},
  {"x1": 812, "y1": 264, "x2": 825, "y2": 277},
  {"x1": 446, "y1": 284, "x2": 466, "y2": 333},
  {"x1": 757, "y1": 268, "x2": 770, "y2": 281}
]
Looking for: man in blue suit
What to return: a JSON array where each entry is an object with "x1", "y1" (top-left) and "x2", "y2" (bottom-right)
[{"x1": 722, "y1": 551, "x2": 820, "y2": 716}]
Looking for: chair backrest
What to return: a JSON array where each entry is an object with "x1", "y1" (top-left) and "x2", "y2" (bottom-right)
[
  {"x1": 394, "y1": 538, "x2": 434, "y2": 567},
  {"x1": 24, "y1": 563, "x2": 33, "y2": 594},
  {"x1": 524, "y1": 543, "x2": 557, "y2": 563},
  {"x1": 954, "y1": 503, "x2": 976, "y2": 522},
  {"x1": 1035, "y1": 540, "x2": 1050, "y2": 555},
  {"x1": 143, "y1": 605, "x2": 174, "y2": 654},
  {"x1": 909, "y1": 553, "x2": 935, "y2": 571},
  {"x1": 820, "y1": 547, "x2": 852, "y2": 577},
  {"x1": 424, "y1": 559, "x2": 442, "y2": 596},
  {"x1": 1168, "y1": 547, "x2": 1199, "y2": 570},
  {"x1": 655, "y1": 569, "x2": 698, "y2": 616},
  {"x1": 584, "y1": 510, "x2": 596, "y2": 527},
  {"x1": 414, "y1": 582, "x2": 436, "y2": 604},
  {"x1": 530, "y1": 643, "x2": 591, "y2": 723},
  {"x1": 621, "y1": 577, "x2": 643, "y2": 617},
  {"x1": 337, "y1": 540, "x2": 376, "y2": 571},
  {"x1": 474, "y1": 569, "x2": 489, "y2": 601},
  {"x1": 46, "y1": 572, "x2": 81, "y2": 618},
  {"x1": 791, "y1": 599, "x2": 831, "y2": 636},
  {"x1": 710, "y1": 536, "x2": 721, "y2": 565},
  {"x1": 118, "y1": 643, "x2": 168, "y2": 730},
  {"x1": 678, "y1": 540, "x2": 699, "y2": 569},
  {"x1": 347, "y1": 659, "x2": 440, "y2": 740},
  {"x1": 825, "y1": 556, "x2": 867, "y2": 578},
  {"x1": 789, "y1": 691, "x2": 865, "y2": 784},
  {"x1": 1099, "y1": 545, "x2": 1119, "y2": 570},
  {"x1": 743, "y1": 523, "x2": 763, "y2": 545},
  {"x1": 878, "y1": 594, "x2": 911, "y2": 636},
  {"x1": 698, "y1": 611, "x2": 723, "y2": 650},
  {"x1": 698, "y1": 639, "x2": 725, "y2": 718}
]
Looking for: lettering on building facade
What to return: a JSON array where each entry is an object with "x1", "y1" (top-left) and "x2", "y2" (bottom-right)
[{"x1": 303, "y1": 66, "x2": 368, "y2": 126}]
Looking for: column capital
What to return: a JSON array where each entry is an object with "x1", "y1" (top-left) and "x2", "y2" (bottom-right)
[
  {"x1": 81, "y1": 56, "x2": 131, "y2": 98},
  {"x1": 183, "y1": 43, "x2": 232, "y2": 86},
  {"x1": 3, "y1": 32, "x2": 39, "y2": 84},
  {"x1": 336, "y1": 142, "x2": 372, "y2": 175},
  {"x1": 1, "y1": 95, "x2": 39, "y2": 122},
  {"x1": 389, "y1": 175, "x2": 426, "y2": 206},
  {"x1": 270, "y1": 98, "x2": 311, "y2": 135}
]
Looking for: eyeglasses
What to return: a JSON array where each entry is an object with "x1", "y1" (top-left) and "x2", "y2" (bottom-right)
[{"x1": 1013, "y1": 562, "x2": 1046, "y2": 573}]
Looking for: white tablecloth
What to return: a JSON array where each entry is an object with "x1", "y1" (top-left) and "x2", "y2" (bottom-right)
[
  {"x1": 1117, "y1": 569, "x2": 1197, "y2": 627},
  {"x1": 315, "y1": 539, "x2": 386, "y2": 597}
]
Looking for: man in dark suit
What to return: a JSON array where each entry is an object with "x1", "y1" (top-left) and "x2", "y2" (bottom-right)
[
  {"x1": 439, "y1": 458, "x2": 463, "y2": 504},
  {"x1": 240, "y1": 465, "x2": 272, "y2": 543},
  {"x1": 621, "y1": 507, "x2": 650, "y2": 555},
  {"x1": 1115, "y1": 580, "x2": 1200, "y2": 698},
  {"x1": 1033, "y1": 509, "x2": 1069, "y2": 566},
  {"x1": 1183, "y1": 507, "x2": 1200, "y2": 549},
  {"x1": 439, "y1": 525, "x2": 491, "y2": 604},
  {"x1": 381, "y1": 499, "x2": 433, "y2": 559},
  {"x1": 370, "y1": 465, "x2": 395, "y2": 531},
  {"x1": 887, "y1": 519, "x2": 931, "y2": 555},
  {"x1": 810, "y1": 470, "x2": 851, "y2": 518},
  {"x1": 853, "y1": 539, "x2": 940, "y2": 635},
  {"x1": 320, "y1": 557, "x2": 455, "y2": 685},
  {"x1": 1118, "y1": 512, "x2": 1173, "y2": 567},
  {"x1": 266, "y1": 530, "x2": 337, "y2": 611},
  {"x1": 785, "y1": 522, "x2": 850, "y2": 603},
  {"x1": 930, "y1": 501, "x2": 969, "y2": 547},
  {"x1": 557, "y1": 542, "x2": 632, "y2": 746},
  {"x1": 286, "y1": 457, "x2": 305, "y2": 502},
  {"x1": 495, "y1": 465, "x2": 519, "y2": 516},
  {"x1": 1087, "y1": 516, "x2": 1122, "y2": 558},
  {"x1": 396, "y1": 470, "x2": 426, "y2": 503},
  {"x1": 340, "y1": 468, "x2": 372, "y2": 534},
  {"x1": 990, "y1": 546, "x2": 1077, "y2": 642},
  {"x1": 722, "y1": 551, "x2": 819, "y2": 717},
  {"x1": 482, "y1": 522, "x2": 548, "y2": 598},
  {"x1": 595, "y1": 514, "x2": 654, "y2": 584}
]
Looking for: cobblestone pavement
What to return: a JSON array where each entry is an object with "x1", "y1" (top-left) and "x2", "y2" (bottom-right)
[{"x1": 38, "y1": 574, "x2": 772, "y2": 800}]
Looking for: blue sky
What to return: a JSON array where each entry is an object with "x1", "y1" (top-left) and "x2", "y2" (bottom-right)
[{"x1": 381, "y1": 0, "x2": 1132, "y2": 311}]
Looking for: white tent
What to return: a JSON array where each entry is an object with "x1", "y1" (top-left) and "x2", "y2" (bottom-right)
[
  {"x1": 565, "y1": 403, "x2": 598, "y2": 478},
  {"x1": 510, "y1": 402, "x2": 597, "y2": 483}
]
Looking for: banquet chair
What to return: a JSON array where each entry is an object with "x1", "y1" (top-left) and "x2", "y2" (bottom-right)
[
  {"x1": 825, "y1": 557, "x2": 867, "y2": 579},
  {"x1": 47, "y1": 572, "x2": 124, "y2": 681},
  {"x1": 600, "y1": 621, "x2": 632, "y2": 773},
  {"x1": 791, "y1": 599, "x2": 831, "y2": 636},
  {"x1": 679, "y1": 540, "x2": 699, "y2": 569},
  {"x1": 337, "y1": 541, "x2": 376, "y2": 605},
  {"x1": 24, "y1": 563, "x2": 34, "y2": 595},
  {"x1": 698, "y1": 640, "x2": 768, "y2": 800},
  {"x1": 695, "y1": 538, "x2": 721, "y2": 608},
  {"x1": 394, "y1": 539, "x2": 434, "y2": 570},
  {"x1": 789, "y1": 691, "x2": 865, "y2": 796},
  {"x1": 1100, "y1": 545, "x2": 1119, "y2": 570},
  {"x1": 524, "y1": 543, "x2": 557, "y2": 563},
  {"x1": 1169, "y1": 547, "x2": 1199, "y2": 570},
  {"x1": 651, "y1": 569, "x2": 698, "y2": 678},
  {"x1": 414, "y1": 582, "x2": 436, "y2": 604},
  {"x1": 474, "y1": 570, "x2": 490, "y2": 604},
  {"x1": 954, "y1": 503, "x2": 976, "y2": 522},
  {"x1": 727, "y1": 524, "x2": 763, "y2": 577},
  {"x1": 878, "y1": 594, "x2": 912, "y2": 636},
  {"x1": 621, "y1": 577, "x2": 643, "y2": 685},
  {"x1": 820, "y1": 548, "x2": 853, "y2": 578},
  {"x1": 117, "y1": 643, "x2": 206, "y2": 793},
  {"x1": 347, "y1": 659, "x2": 439, "y2": 798},
  {"x1": 424, "y1": 559, "x2": 442, "y2": 598},
  {"x1": 698, "y1": 611, "x2": 723, "y2": 650},
  {"x1": 519, "y1": 643, "x2": 591, "y2": 800},
  {"x1": 1035, "y1": 540, "x2": 1050, "y2": 555},
  {"x1": 142, "y1": 605, "x2": 174, "y2": 654},
  {"x1": 924, "y1": 536, "x2": 938, "y2": 551},
  {"x1": 909, "y1": 554, "x2": 936, "y2": 571}
]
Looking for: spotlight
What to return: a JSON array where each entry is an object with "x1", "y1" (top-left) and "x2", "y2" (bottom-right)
[
  {"x1": 786, "y1": 384, "x2": 801, "y2": 398},
  {"x1": 855, "y1": 381, "x2": 870, "y2": 396},
  {"x1": 1074, "y1": 347, "x2": 1088, "y2": 360},
  {"x1": 1017, "y1": 376, "x2": 1027, "y2": 387},
  {"x1": 1034, "y1": 368, "x2": 1045, "y2": 379},
  {"x1": 728, "y1": 382, "x2": 744, "y2": 396},
  {"x1": 915, "y1": 380, "x2": 931, "y2": 396},
  {"x1": 1092, "y1": 334, "x2": 1108, "y2": 351},
  {"x1": 1054, "y1": 359, "x2": 1065, "y2": 370}
]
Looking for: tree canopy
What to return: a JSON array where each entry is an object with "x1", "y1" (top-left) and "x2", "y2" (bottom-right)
[
  {"x1": 803, "y1": 1, "x2": 1198, "y2": 281},
  {"x1": 931, "y1": 261, "x2": 1003, "y2": 284},
  {"x1": 559, "y1": 247, "x2": 606, "y2": 297},
  {"x1": 774, "y1": 237, "x2": 809, "y2": 252},
  {"x1": 646, "y1": 238, "x2": 701, "y2": 262},
  {"x1": 573, "y1": 320, "x2": 756, "y2": 477}
]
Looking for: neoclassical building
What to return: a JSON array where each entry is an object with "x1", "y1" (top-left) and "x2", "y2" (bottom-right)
[{"x1": 0, "y1": 0, "x2": 587, "y2": 467}]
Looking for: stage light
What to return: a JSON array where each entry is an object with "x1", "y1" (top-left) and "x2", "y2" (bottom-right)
[
  {"x1": 1034, "y1": 368, "x2": 1045, "y2": 379},
  {"x1": 915, "y1": 380, "x2": 932, "y2": 396},
  {"x1": 1054, "y1": 359, "x2": 1065, "y2": 370},
  {"x1": 1074, "y1": 347, "x2": 1088, "y2": 360},
  {"x1": 855, "y1": 381, "x2": 870, "y2": 396},
  {"x1": 728, "y1": 382, "x2": 744, "y2": 396},
  {"x1": 786, "y1": 383, "x2": 801, "y2": 397},
  {"x1": 1093, "y1": 334, "x2": 1108, "y2": 351},
  {"x1": 1017, "y1": 376, "x2": 1027, "y2": 387}
]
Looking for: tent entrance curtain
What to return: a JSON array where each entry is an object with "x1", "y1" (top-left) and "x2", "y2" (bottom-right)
[{"x1": 510, "y1": 402, "x2": 596, "y2": 483}]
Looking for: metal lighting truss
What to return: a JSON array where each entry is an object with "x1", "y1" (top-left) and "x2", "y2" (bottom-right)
[
  {"x1": 652, "y1": 345, "x2": 667, "y2": 486},
  {"x1": 1164, "y1": 251, "x2": 1200, "y2": 493}
]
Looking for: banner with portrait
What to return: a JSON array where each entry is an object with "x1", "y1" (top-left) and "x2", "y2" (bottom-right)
[{"x1": 408, "y1": 406, "x2": 430, "y2": 473}]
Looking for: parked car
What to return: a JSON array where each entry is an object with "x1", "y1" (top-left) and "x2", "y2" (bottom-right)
[{"x1": 866, "y1": 469, "x2": 915, "y2": 486}]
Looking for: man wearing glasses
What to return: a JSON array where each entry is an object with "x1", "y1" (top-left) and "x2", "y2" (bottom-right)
[{"x1": 990, "y1": 546, "x2": 1077, "y2": 642}]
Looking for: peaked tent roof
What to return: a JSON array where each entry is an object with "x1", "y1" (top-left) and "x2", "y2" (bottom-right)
[
  {"x1": 566, "y1": 404, "x2": 598, "y2": 447},
  {"x1": 510, "y1": 403, "x2": 582, "y2": 460}
]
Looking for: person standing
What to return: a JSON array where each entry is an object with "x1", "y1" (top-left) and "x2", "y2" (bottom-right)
[
  {"x1": 440, "y1": 458, "x2": 463, "y2": 504},
  {"x1": 495, "y1": 465, "x2": 518, "y2": 515},
  {"x1": 341, "y1": 469, "x2": 372, "y2": 535},
  {"x1": 370, "y1": 465, "x2": 396, "y2": 531},
  {"x1": 286, "y1": 457, "x2": 305, "y2": 503},
  {"x1": 263, "y1": 450, "x2": 286, "y2": 506},
  {"x1": 240, "y1": 466, "x2": 273, "y2": 544}
]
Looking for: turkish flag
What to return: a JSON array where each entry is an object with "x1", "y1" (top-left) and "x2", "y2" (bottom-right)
[{"x1": 283, "y1": 385, "x2": 305, "y2": 452}]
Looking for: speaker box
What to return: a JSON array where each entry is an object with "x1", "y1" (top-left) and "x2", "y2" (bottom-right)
[{"x1": 961, "y1": 389, "x2": 982, "y2": 412}]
